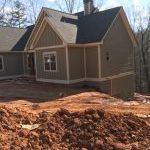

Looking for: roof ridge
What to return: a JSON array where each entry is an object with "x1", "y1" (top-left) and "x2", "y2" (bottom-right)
[{"x1": 42, "y1": 7, "x2": 76, "y2": 16}]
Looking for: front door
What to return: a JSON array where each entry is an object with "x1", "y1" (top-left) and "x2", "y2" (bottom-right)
[{"x1": 27, "y1": 53, "x2": 35, "y2": 75}]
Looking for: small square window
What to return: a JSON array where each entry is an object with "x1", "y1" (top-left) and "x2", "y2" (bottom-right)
[{"x1": 43, "y1": 52, "x2": 57, "y2": 72}]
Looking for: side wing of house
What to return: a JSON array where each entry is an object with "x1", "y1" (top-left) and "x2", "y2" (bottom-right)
[
  {"x1": 0, "y1": 52, "x2": 24, "y2": 79},
  {"x1": 100, "y1": 10, "x2": 135, "y2": 99}
]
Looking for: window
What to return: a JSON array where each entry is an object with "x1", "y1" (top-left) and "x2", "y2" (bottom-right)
[
  {"x1": 43, "y1": 52, "x2": 57, "y2": 72},
  {"x1": 0, "y1": 56, "x2": 4, "y2": 71}
]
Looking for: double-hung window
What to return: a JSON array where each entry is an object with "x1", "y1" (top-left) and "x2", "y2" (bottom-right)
[
  {"x1": 43, "y1": 52, "x2": 57, "y2": 72},
  {"x1": 0, "y1": 56, "x2": 4, "y2": 71}
]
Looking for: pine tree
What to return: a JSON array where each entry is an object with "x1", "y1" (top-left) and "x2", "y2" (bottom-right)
[
  {"x1": 7, "y1": 0, "x2": 27, "y2": 28},
  {"x1": 0, "y1": 13, "x2": 5, "y2": 26}
]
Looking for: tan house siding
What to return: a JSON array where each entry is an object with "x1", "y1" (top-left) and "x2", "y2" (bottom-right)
[
  {"x1": 68, "y1": 47, "x2": 85, "y2": 80},
  {"x1": 36, "y1": 48, "x2": 67, "y2": 80},
  {"x1": 26, "y1": 11, "x2": 47, "y2": 50},
  {"x1": 111, "y1": 74, "x2": 134, "y2": 99},
  {"x1": 0, "y1": 53, "x2": 24, "y2": 77},
  {"x1": 86, "y1": 46, "x2": 99, "y2": 78},
  {"x1": 101, "y1": 14, "x2": 134, "y2": 78},
  {"x1": 99, "y1": 80, "x2": 111, "y2": 95},
  {"x1": 34, "y1": 23, "x2": 63, "y2": 48}
]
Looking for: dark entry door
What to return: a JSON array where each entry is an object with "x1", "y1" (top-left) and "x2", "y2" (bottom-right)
[{"x1": 27, "y1": 53, "x2": 35, "y2": 75}]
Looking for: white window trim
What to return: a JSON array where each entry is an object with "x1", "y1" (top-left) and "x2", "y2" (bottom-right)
[
  {"x1": 43, "y1": 51, "x2": 57, "y2": 72},
  {"x1": 0, "y1": 56, "x2": 4, "y2": 72}
]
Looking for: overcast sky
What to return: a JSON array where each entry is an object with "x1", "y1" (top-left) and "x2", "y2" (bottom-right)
[
  {"x1": 1, "y1": 0, "x2": 149, "y2": 26},
  {"x1": 46, "y1": 0, "x2": 150, "y2": 10}
]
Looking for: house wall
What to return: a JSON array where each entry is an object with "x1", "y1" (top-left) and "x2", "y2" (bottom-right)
[
  {"x1": 68, "y1": 47, "x2": 85, "y2": 80},
  {"x1": 0, "y1": 52, "x2": 24, "y2": 78},
  {"x1": 34, "y1": 23, "x2": 63, "y2": 48},
  {"x1": 111, "y1": 74, "x2": 134, "y2": 99},
  {"x1": 101, "y1": 14, "x2": 134, "y2": 78},
  {"x1": 26, "y1": 11, "x2": 47, "y2": 50},
  {"x1": 35, "y1": 48, "x2": 67, "y2": 81},
  {"x1": 84, "y1": 74, "x2": 134, "y2": 100},
  {"x1": 86, "y1": 46, "x2": 99, "y2": 78}
]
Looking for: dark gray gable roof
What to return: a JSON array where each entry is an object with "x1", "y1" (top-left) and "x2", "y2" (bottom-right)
[
  {"x1": 44, "y1": 6, "x2": 122, "y2": 44},
  {"x1": 76, "y1": 7, "x2": 121, "y2": 43},
  {"x1": 0, "y1": 25, "x2": 34, "y2": 52},
  {"x1": 0, "y1": 7, "x2": 122, "y2": 51}
]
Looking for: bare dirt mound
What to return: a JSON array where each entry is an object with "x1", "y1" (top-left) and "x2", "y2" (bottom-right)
[{"x1": 0, "y1": 106, "x2": 149, "y2": 150}]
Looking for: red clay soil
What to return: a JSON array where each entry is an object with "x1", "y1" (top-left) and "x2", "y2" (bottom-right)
[
  {"x1": 0, "y1": 78, "x2": 149, "y2": 149},
  {"x1": 0, "y1": 106, "x2": 149, "y2": 150}
]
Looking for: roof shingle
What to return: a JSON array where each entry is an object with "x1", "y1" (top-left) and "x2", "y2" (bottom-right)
[
  {"x1": 0, "y1": 25, "x2": 34, "y2": 52},
  {"x1": 0, "y1": 6, "x2": 122, "y2": 51}
]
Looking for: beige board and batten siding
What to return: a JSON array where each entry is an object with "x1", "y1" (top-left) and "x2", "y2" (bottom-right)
[
  {"x1": 111, "y1": 74, "x2": 135, "y2": 99},
  {"x1": 36, "y1": 48, "x2": 67, "y2": 80},
  {"x1": 101, "y1": 14, "x2": 134, "y2": 78},
  {"x1": 34, "y1": 23, "x2": 63, "y2": 48},
  {"x1": 0, "y1": 53, "x2": 24, "y2": 78},
  {"x1": 86, "y1": 46, "x2": 99, "y2": 78},
  {"x1": 26, "y1": 11, "x2": 47, "y2": 50},
  {"x1": 68, "y1": 47, "x2": 85, "y2": 80}
]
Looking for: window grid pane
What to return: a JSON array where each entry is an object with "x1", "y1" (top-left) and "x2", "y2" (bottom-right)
[{"x1": 44, "y1": 53, "x2": 57, "y2": 72}]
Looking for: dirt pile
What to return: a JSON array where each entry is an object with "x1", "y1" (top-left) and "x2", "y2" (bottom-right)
[{"x1": 0, "y1": 106, "x2": 149, "y2": 150}]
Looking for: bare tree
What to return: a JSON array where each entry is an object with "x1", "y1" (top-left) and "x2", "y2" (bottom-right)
[
  {"x1": 55, "y1": 0, "x2": 105, "y2": 14},
  {"x1": 55, "y1": 0, "x2": 82, "y2": 13},
  {"x1": 129, "y1": 7, "x2": 150, "y2": 92},
  {"x1": 0, "y1": 0, "x2": 7, "y2": 13}
]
